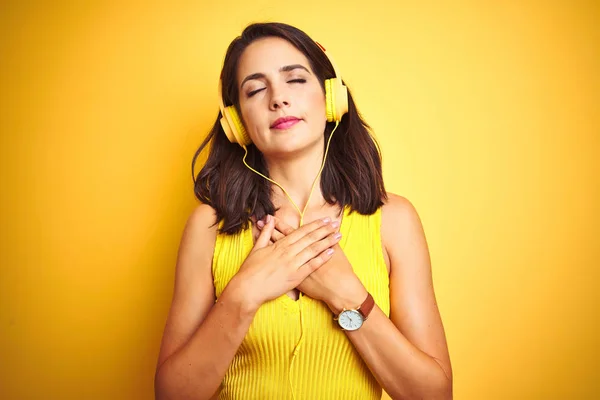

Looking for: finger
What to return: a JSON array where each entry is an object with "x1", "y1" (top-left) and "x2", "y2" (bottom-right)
[
  {"x1": 271, "y1": 229, "x2": 285, "y2": 242},
  {"x1": 293, "y1": 231, "x2": 342, "y2": 267},
  {"x1": 255, "y1": 219, "x2": 287, "y2": 243},
  {"x1": 296, "y1": 247, "x2": 335, "y2": 278},
  {"x1": 258, "y1": 217, "x2": 291, "y2": 233},
  {"x1": 278, "y1": 217, "x2": 334, "y2": 247},
  {"x1": 286, "y1": 220, "x2": 340, "y2": 257},
  {"x1": 256, "y1": 216, "x2": 299, "y2": 244},
  {"x1": 274, "y1": 218, "x2": 295, "y2": 236},
  {"x1": 255, "y1": 233, "x2": 276, "y2": 246},
  {"x1": 253, "y1": 215, "x2": 274, "y2": 250}
]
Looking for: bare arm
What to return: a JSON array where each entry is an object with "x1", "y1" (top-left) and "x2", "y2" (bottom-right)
[
  {"x1": 154, "y1": 204, "x2": 256, "y2": 399},
  {"x1": 342, "y1": 194, "x2": 453, "y2": 399},
  {"x1": 259, "y1": 195, "x2": 453, "y2": 399},
  {"x1": 154, "y1": 207, "x2": 341, "y2": 400}
]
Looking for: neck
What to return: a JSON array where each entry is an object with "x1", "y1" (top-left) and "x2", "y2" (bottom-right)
[{"x1": 265, "y1": 146, "x2": 327, "y2": 217}]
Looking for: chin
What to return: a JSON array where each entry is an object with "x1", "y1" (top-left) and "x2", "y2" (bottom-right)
[{"x1": 268, "y1": 137, "x2": 323, "y2": 158}]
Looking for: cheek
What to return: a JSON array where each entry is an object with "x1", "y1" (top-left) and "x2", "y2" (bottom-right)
[
  {"x1": 307, "y1": 87, "x2": 327, "y2": 120},
  {"x1": 305, "y1": 94, "x2": 327, "y2": 135},
  {"x1": 239, "y1": 102, "x2": 265, "y2": 137}
]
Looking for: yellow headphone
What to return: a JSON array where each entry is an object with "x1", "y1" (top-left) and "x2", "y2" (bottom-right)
[{"x1": 217, "y1": 41, "x2": 348, "y2": 147}]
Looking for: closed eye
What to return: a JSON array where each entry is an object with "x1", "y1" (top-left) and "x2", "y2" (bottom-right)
[
  {"x1": 247, "y1": 87, "x2": 266, "y2": 97},
  {"x1": 247, "y1": 79, "x2": 306, "y2": 98}
]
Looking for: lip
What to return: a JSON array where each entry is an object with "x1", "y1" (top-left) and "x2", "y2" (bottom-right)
[{"x1": 270, "y1": 116, "x2": 301, "y2": 130}]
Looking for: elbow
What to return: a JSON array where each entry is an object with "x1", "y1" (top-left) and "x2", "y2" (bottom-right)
[
  {"x1": 418, "y1": 357, "x2": 453, "y2": 399},
  {"x1": 154, "y1": 365, "x2": 219, "y2": 400},
  {"x1": 435, "y1": 361, "x2": 453, "y2": 399},
  {"x1": 154, "y1": 365, "x2": 181, "y2": 400},
  {"x1": 424, "y1": 372, "x2": 454, "y2": 400},
  {"x1": 420, "y1": 369, "x2": 453, "y2": 400},
  {"x1": 388, "y1": 370, "x2": 453, "y2": 400},
  {"x1": 154, "y1": 366, "x2": 170, "y2": 400},
  {"x1": 434, "y1": 374, "x2": 453, "y2": 400},
  {"x1": 390, "y1": 385, "x2": 452, "y2": 400}
]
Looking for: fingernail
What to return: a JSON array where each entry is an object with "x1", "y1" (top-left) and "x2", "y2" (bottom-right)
[
  {"x1": 322, "y1": 217, "x2": 331, "y2": 223},
  {"x1": 266, "y1": 214, "x2": 272, "y2": 223},
  {"x1": 331, "y1": 221, "x2": 340, "y2": 229},
  {"x1": 326, "y1": 248, "x2": 334, "y2": 255},
  {"x1": 334, "y1": 232, "x2": 342, "y2": 240},
  {"x1": 256, "y1": 220, "x2": 264, "y2": 228}
]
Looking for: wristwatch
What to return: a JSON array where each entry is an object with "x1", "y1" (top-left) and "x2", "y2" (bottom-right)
[{"x1": 334, "y1": 293, "x2": 375, "y2": 331}]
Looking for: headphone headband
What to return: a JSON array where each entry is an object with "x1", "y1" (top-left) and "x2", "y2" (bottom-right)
[{"x1": 315, "y1": 41, "x2": 343, "y2": 83}]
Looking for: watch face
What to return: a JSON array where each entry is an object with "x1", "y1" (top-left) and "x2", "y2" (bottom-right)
[{"x1": 338, "y1": 310, "x2": 364, "y2": 331}]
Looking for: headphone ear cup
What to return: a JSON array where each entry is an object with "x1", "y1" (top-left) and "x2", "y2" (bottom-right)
[
  {"x1": 221, "y1": 105, "x2": 252, "y2": 146},
  {"x1": 325, "y1": 78, "x2": 348, "y2": 122},
  {"x1": 220, "y1": 109, "x2": 237, "y2": 144}
]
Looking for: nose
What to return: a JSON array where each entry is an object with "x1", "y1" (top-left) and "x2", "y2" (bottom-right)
[{"x1": 269, "y1": 84, "x2": 290, "y2": 110}]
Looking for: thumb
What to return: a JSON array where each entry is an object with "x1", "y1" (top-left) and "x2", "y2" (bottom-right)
[{"x1": 253, "y1": 215, "x2": 274, "y2": 249}]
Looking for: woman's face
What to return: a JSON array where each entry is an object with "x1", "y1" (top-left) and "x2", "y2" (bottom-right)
[{"x1": 236, "y1": 37, "x2": 327, "y2": 157}]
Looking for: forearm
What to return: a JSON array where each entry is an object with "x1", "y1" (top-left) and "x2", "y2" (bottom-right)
[
  {"x1": 345, "y1": 306, "x2": 452, "y2": 399},
  {"x1": 155, "y1": 281, "x2": 257, "y2": 400}
]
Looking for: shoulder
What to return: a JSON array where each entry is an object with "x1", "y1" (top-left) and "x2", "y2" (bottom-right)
[
  {"x1": 179, "y1": 203, "x2": 219, "y2": 252},
  {"x1": 381, "y1": 192, "x2": 421, "y2": 226},
  {"x1": 186, "y1": 203, "x2": 218, "y2": 229},
  {"x1": 380, "y1": 192, "x2": 427, "y2": 259}
]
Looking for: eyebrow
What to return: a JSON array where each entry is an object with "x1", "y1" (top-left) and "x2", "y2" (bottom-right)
[{"x1": 240, "y1": 64, "x2": 310, "y2": 89}]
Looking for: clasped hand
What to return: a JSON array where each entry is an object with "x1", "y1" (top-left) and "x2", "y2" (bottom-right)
[{"x1": 255, "y1": 215, "x2": 366, "y2": 314}]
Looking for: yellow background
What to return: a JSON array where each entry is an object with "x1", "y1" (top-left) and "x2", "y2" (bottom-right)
[{"x1": 1, "y1": 1, "x2": 598, "y2": 399}]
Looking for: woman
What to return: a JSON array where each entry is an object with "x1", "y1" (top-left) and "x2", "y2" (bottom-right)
[{"x1": 155, "y1": 22, "x2": 452, "y2": 400}]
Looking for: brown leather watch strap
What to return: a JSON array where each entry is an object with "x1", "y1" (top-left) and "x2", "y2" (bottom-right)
[{"x1": 357, "y1": 293, "x2": 375, "y2": 320}]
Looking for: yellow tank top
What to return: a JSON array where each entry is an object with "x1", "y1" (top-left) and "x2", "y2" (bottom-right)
[{"x1": 212, "y1": 206, "x2": 390, "y2": 400}]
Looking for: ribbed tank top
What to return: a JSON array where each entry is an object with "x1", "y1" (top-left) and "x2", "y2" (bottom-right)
[{"x1": 212, "y1": 206, "x2": 390, "y2": 399}]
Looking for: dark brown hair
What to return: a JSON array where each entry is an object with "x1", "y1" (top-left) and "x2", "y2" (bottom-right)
[{"x1": 192, "y1": 22, "x2": 386, "y2": 234}]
